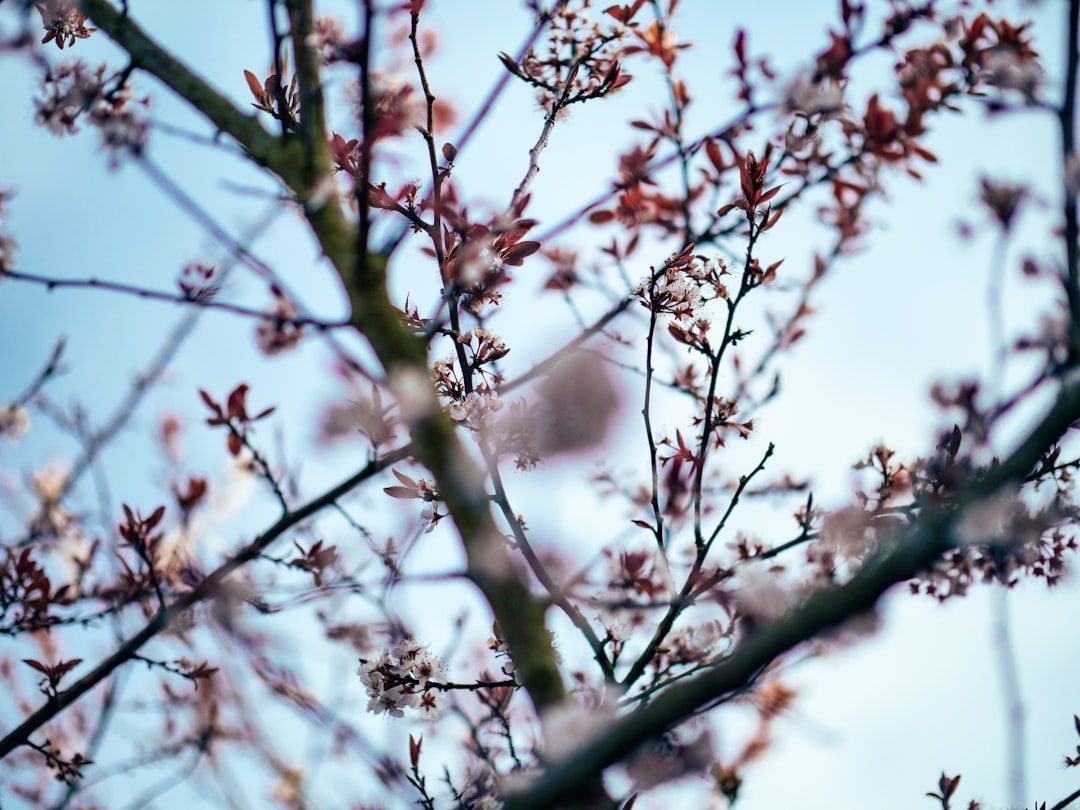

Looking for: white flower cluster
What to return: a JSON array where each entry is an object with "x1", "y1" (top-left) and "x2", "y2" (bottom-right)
[
  {"x1": 447, "y1": 389, "x2": 503, "y2": 431},
  {"x1": 34, "y1": 60, "x2": 105, "y2": 137},
  {"x1": 357, "y1": 638, "x2": 448, "y2": 719},
  {"x1": 631, "y1": 270, "x2": 704, "y2": 320},
  {"x1": 34, "y1": 60, "x2": 148, "y2": 163}
]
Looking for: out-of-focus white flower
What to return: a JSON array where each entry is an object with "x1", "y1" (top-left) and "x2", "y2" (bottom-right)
[
  {"x1": 782, "y1": 71, "x2": 846, "y2": 117},
  {"x1": 29, "y1": 461, "x2": 73, "y2": 537},
  {"x1": 820, "y1": 505, "x2": 876, "y2": 559},
  {"x1": 254, "y1": 286, "x2": 304, "y2": 357},
  {"x1": 531, "y1": 352, "x2": 618, "y2": 455},
  {"x1": 0, "y1": 189, "x2": 15, "y2": 274},
  {"x1": 389, "y1": 366, "x2": 440, "y2": 424},
  {"x1": 983, "y1": 48, "x2": 1043, "y2": 101},
  {"x1": 210, "y1": 457, "x2": 256, "y2": 520},
  {"x1": 955, "y1": 492, "x2": 1028, "y2": 545},
  {"x1": 732, "y1": 564, "x2": 793, "y2": 624},
  {"x1": 31, "y1": 460, "x2": 68, "y2": 502},
  {"x1": 626, "y1": 728, "x2": 715, "y2": 792},
  {"x1": 541, "y1": 695, "x2": 617, "y2": 761},
  {"x1": 0, "y1": 404, "x2": 30, "y2": 445},
  {"x1": 668, "y1": 618, "x2": 727, "y2": 662},
  {"x1": 0, "y1": 232, "x2": 15, "y2": 274},
  {"x1": 460, "y1": 766, "x2": 502, "y2": 810}
]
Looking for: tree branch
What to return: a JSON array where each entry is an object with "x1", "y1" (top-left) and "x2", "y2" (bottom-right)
[
  {"x1": 505, "y1": 377, "x2": 1080, "y2": 808},
  {"x1": 83, "y1": 0, "x2": 564, "y2": 715},
  {"x1": 78, "y1": 0, "x2": 294, "y2": 182},
  {"x1": 0, "y1": 445, "x2": 411, "y2": 760}
]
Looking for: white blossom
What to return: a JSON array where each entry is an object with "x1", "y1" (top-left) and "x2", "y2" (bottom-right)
[
  {"x1": 782, "y1": 71, "x2": 846, "y2": 117},
  {"x1": 0, "y1": 404, "x2": 30, "y2": 445},
  {"x1": 357, "y1": 641, "x2": 447, "y2": 719}
]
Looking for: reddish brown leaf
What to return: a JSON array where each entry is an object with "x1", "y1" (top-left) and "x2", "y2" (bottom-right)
[
  {"x1": 393, "y1": 469, "x2": 417, "y2": 488},
  {"x1": 760, "y1": 207, "x2": 784, "y2": 231},
  {"x1": 497, "y1": 52, "x2": 521, "y2": 77},
  {"x1": 410, "y1": 734, "x2": 422, "y2": 768},
  {"x1": 226, "y1": 384, "x2": 249, "y2": 420},
  {"x1": 502, "y1": 240, "x2": 541, "y2": 265},
  {"x1": 147, "y1": 505, "x2": 166, "y2": 530},
  {"x1": 243, "y1": 69, "x2": 264, "y2": 98},
  {"x1": 758, "y1": 185, "x2": 782, "y2": 205},
  {"x1": 22, "y1": 659, "x2": 49, "y2": 675},
  {"x1": 384, "y1": 486, "x2": 420, "y2": 500},
  {"x1": 733, "y1": 29, "x2": 746, "y2": 63},
  {"x1": 253, "y1": 406, "x2": 276, "y2": 421},
  {"x1": 199, "y1": 389, "x2": 220, "y2": 412}
]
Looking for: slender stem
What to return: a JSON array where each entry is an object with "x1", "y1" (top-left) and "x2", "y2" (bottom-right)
[
  {"x1": 410, "y1": 5, "x2": 445, "y2": 265},
  {"x1": 479, "y1": 441, "x2": 614, "y2": 681},
  {"x1": 704, "y1": 443, "x2": 774, "y2": 553},
  {"x1": 267, "y1": 0, "x2": 289, "y2": 137},
  {"x1": 2, "y1": 269, "x2": 347, "y2": 329},
  {"x1": 357, "y1": 0, "x2": 376, "y2": 260},
  {"x1": 10, "y1": 337, "x2": 66, "y2": 407},
  {"x1": 650, "y1": 0, "x2": 694, "y2": 245},
  {"x1": 692, "y1": 223, "x2": 759, "y2": 547},
  {"x1": 991, "y1": 586, "x2": 1026, "y2": 809},
  {"x1": 620, "y1": 442, "x2": 773, "y2": 691},
  {"x1": 1063, "y1": 0, "x2": 1080, "y2": 355},
  {"x1": 642, "y1": 279, "x2": 665, "y2": 550},
  {"x1": 507, "y1": 59, "x2": 578, "y2": 211},
  {"x1": 384, "y1": 0, "x2": 571, "y2": 254}
]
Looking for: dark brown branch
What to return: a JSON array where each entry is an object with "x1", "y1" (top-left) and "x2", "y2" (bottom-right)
[{"x1": 1052, "y1": 785, "x2": 1080, "y2": 810}]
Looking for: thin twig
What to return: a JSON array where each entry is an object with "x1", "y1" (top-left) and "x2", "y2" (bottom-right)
[
  {"x1": 478, "y1": 440, "x2": 614, "y2": 681},
  {"x1": 2, "y1": 269, "x2": 348, "y2": 329}
]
